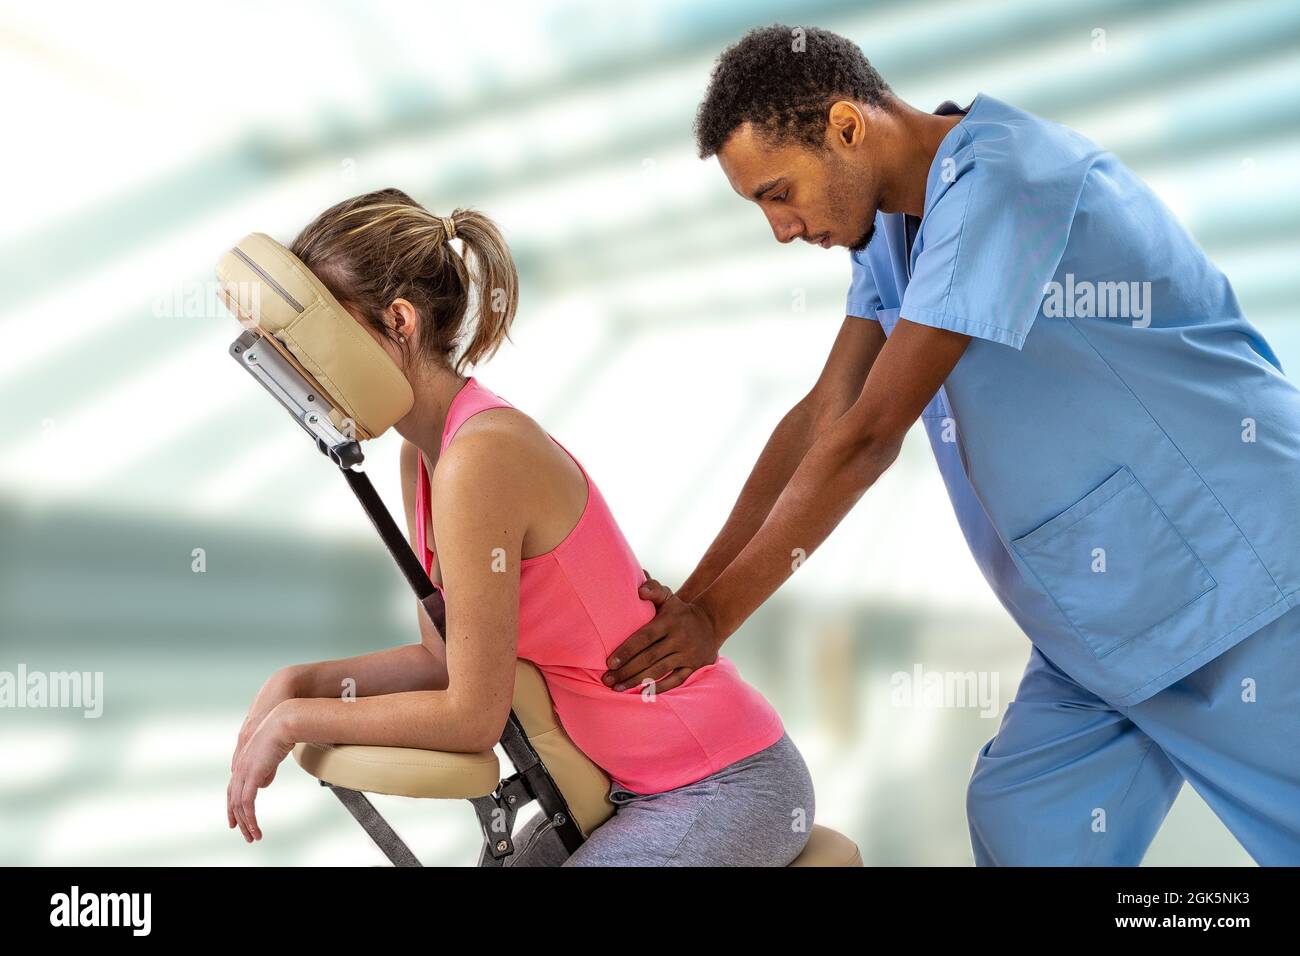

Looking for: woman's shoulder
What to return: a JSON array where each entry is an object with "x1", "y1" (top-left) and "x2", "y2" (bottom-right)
[
  {"x1": 432, "y1": 405, "x2": 558, "y2": 496},
  {"x1": 446, "y1": 403, "x2": 548, "y2": 458}
]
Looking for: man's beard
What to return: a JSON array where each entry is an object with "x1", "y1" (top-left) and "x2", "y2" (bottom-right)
[
  {"x1": 827, "y1": 151, "x2": 876, "y2": 253},
  {"x1": 847, "y1": 219, "x2": 876, "y2": 253}
]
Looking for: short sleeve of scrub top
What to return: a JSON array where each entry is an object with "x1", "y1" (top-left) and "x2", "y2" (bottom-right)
[{"x1": 899, "y1": 139, "x2": 1079, "y2": 350}]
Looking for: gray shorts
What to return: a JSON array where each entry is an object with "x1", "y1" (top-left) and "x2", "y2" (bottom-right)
[{"x1": 505, "y1": 731, "x2": 815, "y2": 867}]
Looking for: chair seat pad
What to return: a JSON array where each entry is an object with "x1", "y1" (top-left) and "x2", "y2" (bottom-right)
[{"x1": 788, "y1": 824, "x2": 864, "y2": 867}]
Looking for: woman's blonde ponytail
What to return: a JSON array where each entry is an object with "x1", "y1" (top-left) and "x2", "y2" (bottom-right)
[
  {"x1": 446, "y1": 208, "x2": 518, "y2": 372},
  {"x1": 289, "y1": 189, "x2": 518, "y2": 374}
]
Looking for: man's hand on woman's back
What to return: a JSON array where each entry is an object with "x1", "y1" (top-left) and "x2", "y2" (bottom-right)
[{"x1": 602, "y1": 573, "x2": 721, "y2": 693}]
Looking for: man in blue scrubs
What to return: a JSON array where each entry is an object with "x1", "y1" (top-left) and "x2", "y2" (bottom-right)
[{"x1": 602, "y1": 25, "x2": 1300, "y2": 864}]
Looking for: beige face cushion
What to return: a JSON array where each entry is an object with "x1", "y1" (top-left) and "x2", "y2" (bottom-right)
[{"x1": 216, "y1": 232, "x2": 414, "y2": 440}]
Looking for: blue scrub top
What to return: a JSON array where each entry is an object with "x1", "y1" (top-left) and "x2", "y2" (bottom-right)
[{"x1": 848, "y1": 93, "x2": 1300, "y2": 705}]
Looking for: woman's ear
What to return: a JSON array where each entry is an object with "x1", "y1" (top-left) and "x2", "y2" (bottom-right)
[{"x1": 388, "y1": 298, "x2": 421, "y2": 344}]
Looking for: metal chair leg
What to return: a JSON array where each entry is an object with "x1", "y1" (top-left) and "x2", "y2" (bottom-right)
[{"x1": 324, "y1": 783, "x2": 423, "y2": 867}]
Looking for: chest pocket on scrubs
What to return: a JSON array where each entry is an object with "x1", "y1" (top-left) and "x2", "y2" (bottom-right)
[{"x1": 1010, "y1": 466, "x2": 1217, "y2": 659}]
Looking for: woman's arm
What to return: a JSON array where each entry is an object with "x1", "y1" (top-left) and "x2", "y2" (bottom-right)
[
  {"x1": 280, "y1": 439, "x2": 453, "y2": 697},
  {"x1": 229, "y1": 645, "x2": 442, "y2": 774},
  {"x1": 281, "y1": 644, "x2": 448, "y2": 698},
  {"x1": 228, "y1": 423, "x2": 529, "y2": 842},
  {"x1": 230, "y1": 441, "x2": 449, "y2": 772},
  {"x1": 279, "y1": 424, "x2": 525, "y2": 753},
  {"x1": 247, "y1": 439, "x2": 450, "y2": 707}
]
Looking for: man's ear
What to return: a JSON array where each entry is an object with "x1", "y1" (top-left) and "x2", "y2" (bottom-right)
[{"x1": 827, "y1": 100, "x2": 866, "y2": 150}]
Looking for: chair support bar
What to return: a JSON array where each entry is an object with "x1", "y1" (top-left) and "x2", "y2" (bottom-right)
[{"x1": 323, "y1": 783, "x2": 424, "y2": 867}]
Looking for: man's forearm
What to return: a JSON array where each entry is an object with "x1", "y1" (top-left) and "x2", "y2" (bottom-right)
[
  {"x1": 696, "y1": 419, "x2": 901, "y2": 641},
  {"x1": 677, "y1": 398, "x2": 822, "y2": 602}
]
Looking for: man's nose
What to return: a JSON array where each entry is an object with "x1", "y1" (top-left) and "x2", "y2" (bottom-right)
[{"x1": 764, "y1": 209, "x2": 803, "y2": 244}]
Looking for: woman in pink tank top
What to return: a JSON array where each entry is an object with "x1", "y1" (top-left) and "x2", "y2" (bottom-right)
[{"x1": 226, "y1": 189, "x2": 814, "y2": 866}]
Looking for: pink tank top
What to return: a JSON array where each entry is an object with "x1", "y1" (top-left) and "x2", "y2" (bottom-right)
[{"x1": 415, "y1": 378, "x2": 784, "y2": 794}]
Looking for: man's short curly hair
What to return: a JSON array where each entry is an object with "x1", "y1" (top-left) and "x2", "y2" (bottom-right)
[{"x1": 694, "y1": 24, "x2": 892, "y2": 159}]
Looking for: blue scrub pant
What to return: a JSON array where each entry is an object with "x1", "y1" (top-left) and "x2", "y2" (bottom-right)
[{"x1": 966, "y1": 604, "x2": 1300, "y2": 865}]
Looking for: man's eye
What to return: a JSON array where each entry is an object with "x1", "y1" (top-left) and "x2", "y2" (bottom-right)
[{"x1": 773, "y1": 191, "x2": 788, "y2": 202}]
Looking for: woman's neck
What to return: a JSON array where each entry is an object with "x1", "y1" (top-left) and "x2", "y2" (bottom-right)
[{"x1": 393, "y1": 365, "x2": 470, "y2": 464}]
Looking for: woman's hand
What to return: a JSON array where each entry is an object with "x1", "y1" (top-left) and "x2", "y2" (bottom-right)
[
  {"x1": 227, "y1": 704, "x2": 297, "y2": 843},
  {"x1": 602, "y1": 575, "x2": 721, "y2": 694},
  {"x1": 231, "y1": 669, "x2": 300, "y2": 773}
]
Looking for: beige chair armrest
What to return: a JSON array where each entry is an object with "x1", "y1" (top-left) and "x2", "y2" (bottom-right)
[{"x1": 293, "y1": 741, "x2": 499, "y2": 799}]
